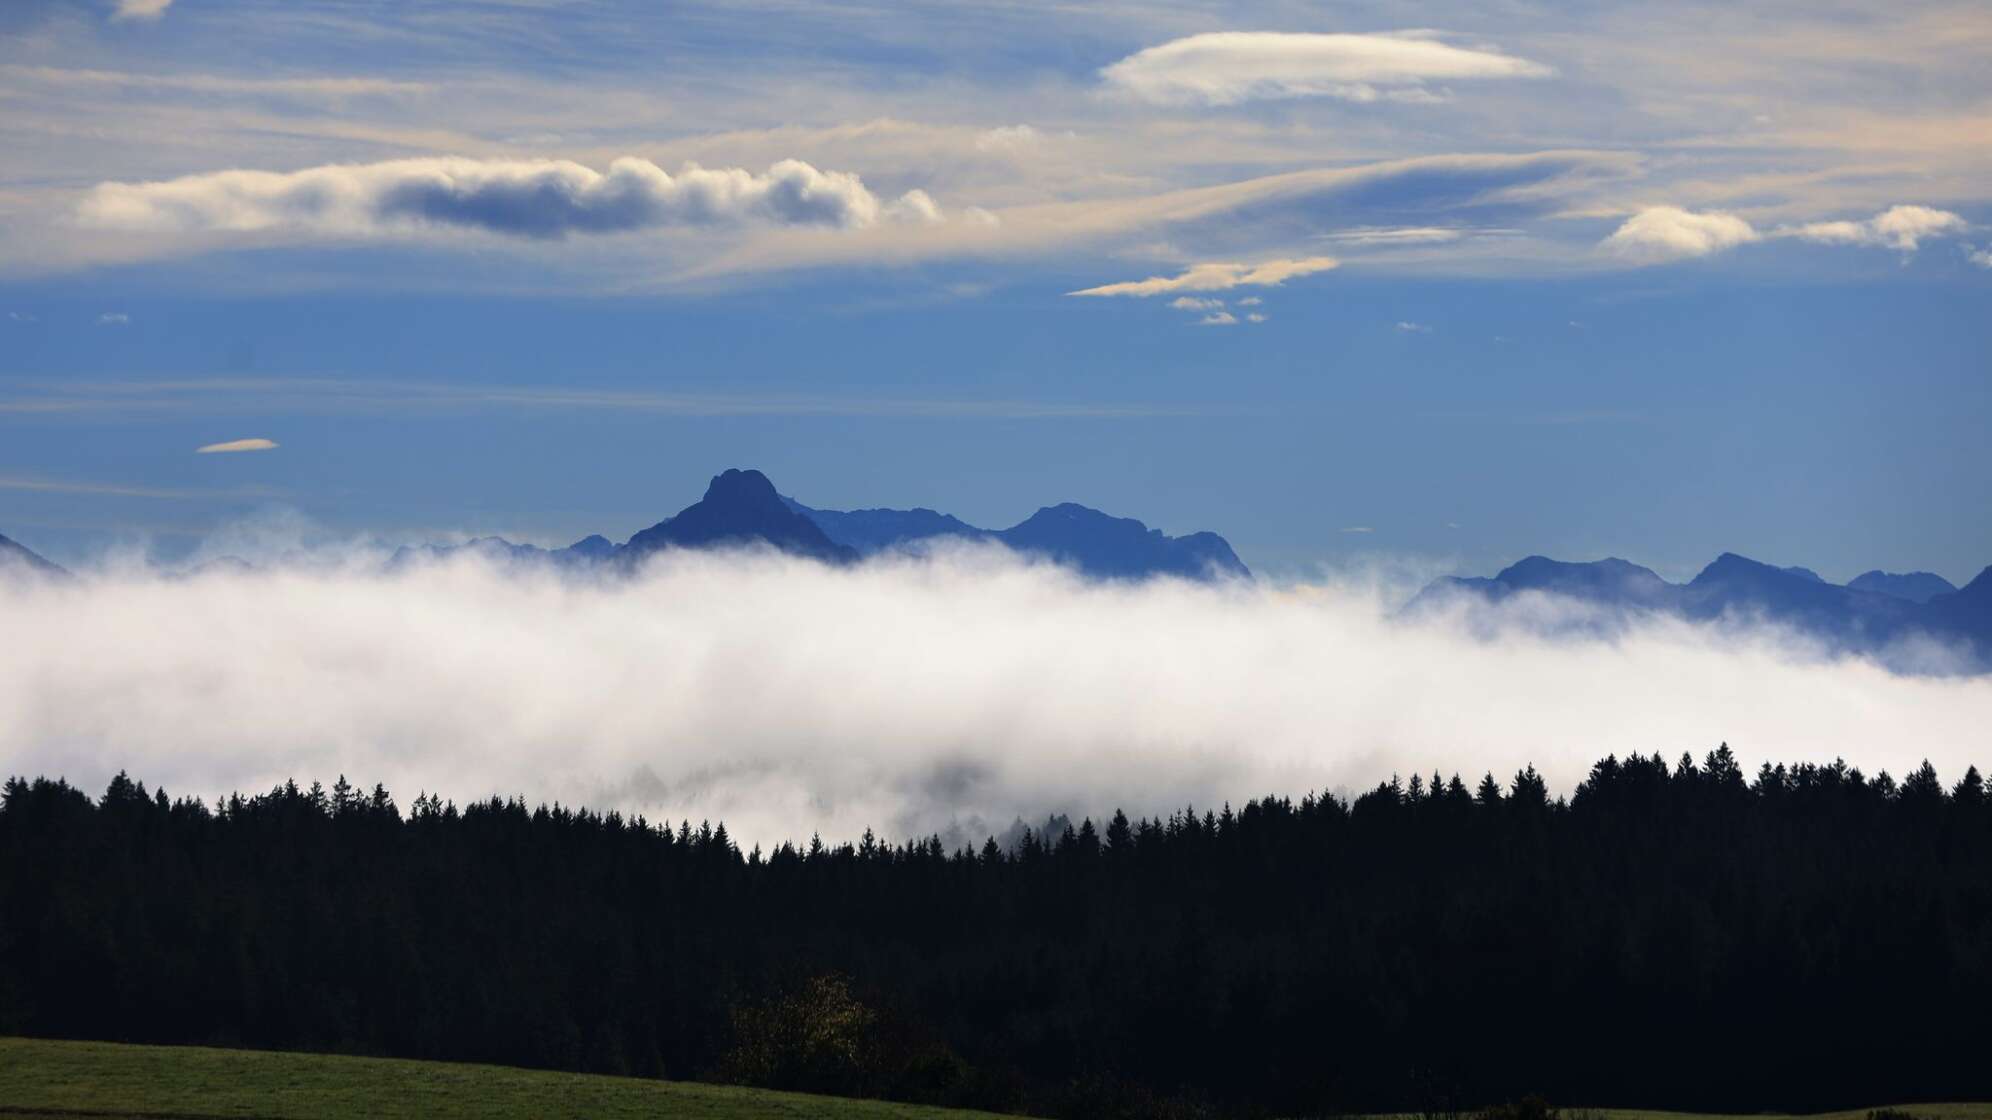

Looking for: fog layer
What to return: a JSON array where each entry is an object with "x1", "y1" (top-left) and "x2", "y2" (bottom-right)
[{"x1": 5, "y1": 547, "x2": 1987, "y2": 846}]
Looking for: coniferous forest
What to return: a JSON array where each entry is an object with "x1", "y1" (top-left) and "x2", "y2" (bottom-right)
[{"x1": 4, "y1": 747, "x2": 1990, "y2": 1119}]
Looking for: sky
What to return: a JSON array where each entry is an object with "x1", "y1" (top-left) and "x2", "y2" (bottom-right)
[{"x1": 3, "y1": 0, "x2": 1990, "y2": 583}]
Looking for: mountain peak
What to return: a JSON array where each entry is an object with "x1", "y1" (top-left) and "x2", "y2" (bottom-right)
[{"x1": 621, "y1": 468, "x2": 857, "y2": 566}]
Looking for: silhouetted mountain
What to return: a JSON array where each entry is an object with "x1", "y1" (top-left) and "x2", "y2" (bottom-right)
[
  {"x1": 1849, "y1": 569, "x2": 1958, "y2": 603},
  {"x1": 620, "y1": 469, "x2": 857, "y2": 567},
  {"x1": 562, "y1": 534, "x2": 615, "y2": 559},
  {"x1": 781, "y1": 499, "x2": 994, "y2": 553},
  {"x1": 0, "y1": 532, "x2": 65, "y2": 577},
  {"x1": 1416, "y1": 555, "x2": 1673, "y2": 612},
  {"x1": 786, "y1": 495, "x2": 1250, "y2": 581},
  {"x1": 996, "y1": 503, "x2": 1250, "y2": 580},
  {"x1": 1413, "y1": 551, "x2": 1992, "y2": 672}
]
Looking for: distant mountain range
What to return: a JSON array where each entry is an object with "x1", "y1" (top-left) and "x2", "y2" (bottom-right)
[
  {"x1": 10, "y1": 473, "x2": 1990, "y2": 670},
  {"x1": 1410, "y1": 552, "x2": 1992, "y2": 671},
  {"x1": 388, "y1": 467, "x2": 1246, "y2": 580}
]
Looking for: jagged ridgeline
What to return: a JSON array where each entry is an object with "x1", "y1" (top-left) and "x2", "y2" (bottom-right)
[{"x1": 4, "y1": 749, "x2": 1989, "y2": 1118}]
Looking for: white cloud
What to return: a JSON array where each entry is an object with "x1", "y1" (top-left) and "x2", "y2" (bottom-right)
[
  {"x1": 1199, "y1": 311, "x2": 1239, "y2": 326},
  {"x1": 4, "y1": 549, "x2": 1985, "y2": 847},
  {"x1": 97, "y1": 312, "x2": 130, "y2": 325},
  {"x1": 1237, "y1": 296, "x2": 1263, "y2": 306},
  {"x1": 1786, "y1": 204, "x2": 1968, "y2": 252},
  {"x1": 1169, "y1": 296, "x2": 1225, "y2": 311},
  {"x1": 1101, "y1": 31, "x2": 1551, "y2": 107},
  {"x1": 1246, "y1": 312, "x2": 1268, "y2": 323},
  {"x1": 1341, "y1": 526, "x2": 1375, "y2": 534},
  {"x1": 196, "y1": 438, "x2": 279, "y2": 454},
  {"x1": 1395, "y1": 320, "x2": 1430, "y2": 332},
  {"x1": 973, "y1": 124, "x2": 1041, "y2": 152},
  {"x1": 110, "y1": 0, "x2": 172, "y2": 22},
  {"x1": 77, "y1": 157, "x2": 945, "y2": 239},
  {"x1": 1968, "y1": 245, "x2": 1992, "y2": 269},
  {"x1": 1069, "y1": 257, "x2": 1338, "y2": 297},
  {"x1": 1601, "y1": 206, "x2": 1760, "y2": 263}
]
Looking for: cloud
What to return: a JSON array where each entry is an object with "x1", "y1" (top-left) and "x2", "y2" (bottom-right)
[
  {"x1": 1785, "y1": 204, "x2": 1968, "y2": 252},
  {"x1": 1199, "y1": 311, "x2": 1239, "y2": 326},
  {"x1": 1396, "y1": 320, "x2": 1430, "y2": 332},
  {"x1": 97, "y1": 312, "x2": 130, "y2": 326},
  {"x1": 1969, "y1": 245, "x2": 1992, "y2": 269},
  {"x1": 196, "y1": 438, "x2": 279, "y2": 454},
  {"x1": 1341, "y1": 526, "x2": 1375, "y2": 534},
  {"x1": 76, "y1": 157, "x2": 945, "y2": 239},
  {"x1": 1246, "y1": 312, "x2": 1268, "y2": 323},
  {"x1": 1100, "y1": 31, "x2": 1551, "y2": 107},
  {"x1": 4, "y1": 549, "x2": 1986, "y2": 848},
  {"x1": 1237, "y1": 297, "x2": 1263, "y2": 306},
  {"x1": 973, "y1": 125, "x2": 1041, "y2": 152},
  {"x1": 1070, "y1": 257, "x2": 1338, "y2": 298},
  {"x1": 110, "y1": 0, "x2": 171, "y2": 22},
  {"x1": 1169, "y1": 296, "x2": 1225, "y2": 311},
  {"x1": 1601, "y1": 206, "x2": 1760, "y2": 263}
]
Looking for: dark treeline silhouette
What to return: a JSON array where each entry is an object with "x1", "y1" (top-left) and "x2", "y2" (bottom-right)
[{"x1": 4, "y1": 747, "x2": 1990, "y2": 1118}]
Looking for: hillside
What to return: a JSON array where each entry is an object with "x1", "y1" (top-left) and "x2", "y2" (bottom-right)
[{"x1": 0, "y1": 1037, "x2": 1020, "y2": 1120}]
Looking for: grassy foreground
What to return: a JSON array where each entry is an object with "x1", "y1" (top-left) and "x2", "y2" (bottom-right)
[
  {"x1": 0, "y1": 1037, "x2": 1019, "y2": 1119},
  {"x1": 3, "y1": 1038, "x2": 1987, "y2": 1120}
]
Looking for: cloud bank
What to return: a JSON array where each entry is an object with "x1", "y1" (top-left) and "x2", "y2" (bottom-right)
[
  {"x1": 76, "y1": 157, "x2": 945, "y2": 239},
  {"x1": 1101, "y1": 31, "x2": 1551, "y2": 107},
  {"x1": 1069, "y1": 257, "x2": 1338, "y2": 297},
  {"x1": 3, "y1": 548, "x2": 1986, "y2": 849}
]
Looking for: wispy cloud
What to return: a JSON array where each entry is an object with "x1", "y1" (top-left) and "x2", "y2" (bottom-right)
[
  {"x1": 110, "y1": 0, "x2": 172, "y2": 23},
  {"x1": 1198, "y1": 311, "x2": 1238, "y2": 326},
  {"x1": 1100, "y1": 31, "x2": 1550, "y2": 107},
  {"x1": 97, "y1": 312, "x2": 130, "y2": 326},
  {"x1": 1783, "y1": 204, "x2": 1968, "y2": 252},
  {"x1": 1396, "y1": 320, "x2": 1431, "y2": 333},
  {"x1": 0, "y1": 474, "x2": 275, "y2": 500},
  {"x1": 1070, "y1": 257, "x2": 1337, "y2": 298},
  {"x1": 0, "y1": 377, "x2": 1247, "y2": 421},
  {"x1": 196, "y1": 438, "x2": 279, "y2": 454},
  {"x1": 1340, "y1": 526, "x2": 1375, "y2": 534},
  {"x1": 78, "y1": 157, "x2": 946, "y2": 239},
  {"x1": 1169, "y1": 296, "x2": 1225, "y2": 311}
]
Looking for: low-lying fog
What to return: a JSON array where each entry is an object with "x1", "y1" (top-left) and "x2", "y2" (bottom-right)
[{"x1": 5, "y1": 542, "x2": 1988, "y2": 847}]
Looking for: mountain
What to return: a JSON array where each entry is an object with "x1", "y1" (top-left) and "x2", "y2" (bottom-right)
[
  {"x1": 0, "y1": 532, "x2": 66, "y2": 577},
  {"x1": 1412, "y1": 551, "x2": 1991, "y2": 672},
  {"x1": 388, "y1": 534, "x2": 616, "y2": 570},
  {"x1": 780, "y1": 499, "x2": 994, "y2": 553},
  {"x1": 996, "y1": 503, "x2": 1249, "y2": 580},
  {"x1": 785, "y1": 495, "x2": 1250, "y2": 581},
  {"x1": 620, "y1": 468, "x2": 857, "y2": 567},
  {"x1": 1414, "y1": 555, "x2": 1673, "y2": 612},
  {"x1": 1848, "y1": 569, "x2": 1958, "y2": 603}
]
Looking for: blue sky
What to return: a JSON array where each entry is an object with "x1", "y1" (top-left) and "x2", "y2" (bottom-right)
[{"x1": 2, "y1": 0, "x2": 1988, "y2": 581}]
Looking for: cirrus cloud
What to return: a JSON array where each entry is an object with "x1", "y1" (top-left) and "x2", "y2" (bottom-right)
[
  {"x1": 1101, "y1": 31, "x2": 1551, "y2": 107},
  {"x1": 196, "y1": 438, "x2": 279, "y2": 454},
  {"x1": 76, "y1": 156, "x2": 945, "y2": 240}
]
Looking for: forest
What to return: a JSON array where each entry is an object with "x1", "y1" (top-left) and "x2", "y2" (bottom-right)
[{"x1": 3, "y1": 746, "x2": 1989, "y2": 1119}]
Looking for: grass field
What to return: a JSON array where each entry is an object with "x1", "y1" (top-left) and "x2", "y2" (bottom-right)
[
  {"x1": 3, "y1": 1037, "x2": 1988, "y2": 1120},
  {"x1": 0, "y1": 1037, "x2": 1019, "y2": 1119}
]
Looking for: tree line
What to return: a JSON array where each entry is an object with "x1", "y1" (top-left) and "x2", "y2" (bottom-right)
[{"x1": 3, "y1": 746, "x2": 1989, "y2": 1118}]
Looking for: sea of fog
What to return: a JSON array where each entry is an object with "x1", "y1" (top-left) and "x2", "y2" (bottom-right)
[{"x1": 4, "y1": 542, "x2": 1989, "y2": 848}]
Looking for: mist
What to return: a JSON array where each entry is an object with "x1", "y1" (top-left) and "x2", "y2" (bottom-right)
[{"x1": 4, "y1": 545, "x2": 1988, "y2": 847}]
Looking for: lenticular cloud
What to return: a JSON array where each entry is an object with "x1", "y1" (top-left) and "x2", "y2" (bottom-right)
[
  {"x1": 2, "y1": 548, "x2": 1987, "y2": 848},
  {"x1": 76, "y1": 156, "x2": 945, "y2": 239}
]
